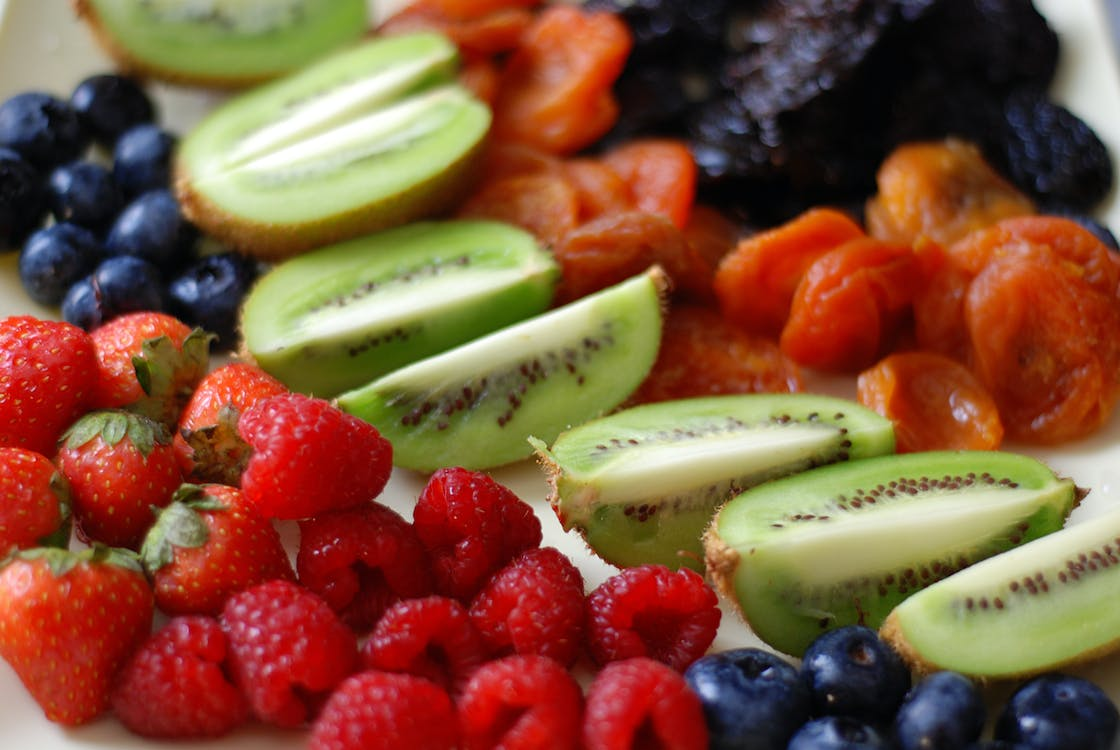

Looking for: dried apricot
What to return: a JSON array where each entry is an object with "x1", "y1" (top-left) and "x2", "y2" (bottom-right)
[
  {"x1": 682, "y1": 204, "x2": 741, "y2": 271},
  {"x1": 601, "y1": 138, "x2": 697, "y2": 229},
  {"x1": 857, "y1": 351, "x2": 1004, "y2": 452},
  {"x1": 560, "y1": 157, "x2": 634, "y2": 221},
  {"x1": 478, "y1": 141, "x2": 561, "y2": 182},
  {"x1": 457, "y1": 171, "x2": 580, "y2": 249},
  {"x1": 380, "y1": 1, "x2": 540, "y2": 59}
]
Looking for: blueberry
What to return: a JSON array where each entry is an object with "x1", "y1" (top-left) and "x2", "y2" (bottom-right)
[
  {"x1": 684, "y1": 647, "x2": 811, "y2": 750},
  {"x1": 893, "y1": 671, "x2": 986, "y2": 750},
  {"x1": 0, "y1": 92, "x2": 89, "y2": 170},
  {"x1": 167, "y1": 251, "x2": 260, "y2": 350},
  {"x1": 112, "y1": 124, "x2": 177, "y2": 198},
  {"x1": 46, "y1": 160, "x2": 123, "y2": 231},
  {"x1": 69, "y1": 74, "x2": 155, "y2": 147},
  {"x1": 800, "y1": 625, "x2": 912, "y2": 726},
  {"x1": 994, "y1": 673, "x2": 1119, "y2": 750},
  {"x1": 0, "y1": 146, "x2": 47, "y2": 249},
  {"x1": 62, "y1": 255, "x2": 166, "y2": 330},
  {"x1": 19, "y1": 222, "x2": 104, "y2": 305},
  {"x1": 105, "y1": 189, "x2": 197, "y2": 268},
  {"x1": 788, "y1": 716, "x2": 891, "y2": 750}
]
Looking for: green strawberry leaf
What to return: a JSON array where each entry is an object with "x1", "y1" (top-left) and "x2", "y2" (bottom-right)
[{"x1": 140, "y1": 501, "x2": 212, "y2": 573}]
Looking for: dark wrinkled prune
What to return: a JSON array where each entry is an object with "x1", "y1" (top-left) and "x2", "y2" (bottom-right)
[
  {"x1": 1046, "y1": 211, "x2": 1120, "y2": 252},
  {"x1": 885, "y1": 73, "x2": 1008, "y2": 157},
  {"x1": 597, "y1": 62, "x2": 696, "y2": 145},
  {"x1": 1000, "y1": 89, "x2": 1113, "y2": 212},
  {"x1": 585, "y1": 0, "x2": 733, "y2": 54}
]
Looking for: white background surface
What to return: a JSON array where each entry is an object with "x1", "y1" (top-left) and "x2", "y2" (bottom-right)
[{"x1": 0, "y1": 1, "x2": 1119, "y2": 747}]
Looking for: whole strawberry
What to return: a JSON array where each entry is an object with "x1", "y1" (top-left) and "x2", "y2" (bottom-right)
[
  {"x1": 0, "y1": 315, "x2": 97, "y2": 455},
  {"x1": 0, "y1": 446, "x2": 71, "y2": 551},
  {"x1": 56, "y1": 410, "x2": 183, "y2": 548},
  {"x1": 237, "y1": 392, "x2": 392, "y2": 520},
  {"x1": 0, "y1": 545, "x2": 154, "y2": 726},
  {"x1": 89, "y1": 311, "x2": 212, "y2": 426},
  {"x1": 140, "y1": 483, "x2": 295, "y2": 616}
]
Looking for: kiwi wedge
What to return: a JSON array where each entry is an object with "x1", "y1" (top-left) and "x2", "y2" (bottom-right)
[
  {"x1": 531, "y1": 394, "x2": 896, "y2": 572},
  {"x1": 239, "y1": 219, "x2": 559, "y2": 398},
  {"x1": 336, "y1": 267, "x2": 668, "y2": 472},
  {"x1": 175, "y1": 32, "x2": 491, "y2": 259},
  {"x1": 881, "y1": 505, "x2": 1120, "y2": 680},
  {"x1": 705, "y1": 451, "x2": 1080, "y2": 657},
  {"x1": 73, "y1": 0, "x2": 369, "y2": 88}
]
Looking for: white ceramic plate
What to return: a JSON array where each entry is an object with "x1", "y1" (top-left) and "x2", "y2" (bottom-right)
[{"x1": 1, "y1": 1, "x2": 1119, "y2": 747}]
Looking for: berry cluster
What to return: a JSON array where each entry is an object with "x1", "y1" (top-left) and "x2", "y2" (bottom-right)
[{"x1": 0, "y1": 76, "x2": 259, "y2": 349}]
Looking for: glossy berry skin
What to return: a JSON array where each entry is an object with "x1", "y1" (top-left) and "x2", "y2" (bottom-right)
[
  {"x1": 0, "y1": 446, "x2": 71, "y2": 551},
  {"x1": 684, "y1": 647, "x2": 812, "y2": 750},
  {"x1": 584, "y1": 657, "x2": 709, "y2": 750},
  {"x1": 0, "y1": 91, "x2": 89, "y2": 169},
  {"x1": 800, "y1": 625, "x2": 912, "y2": 725},
  {"x1": 0, "y1": 315, "x2": 97, "y2": 455},
  {"x1": 61, "y1": 255, "x2": 167, "y2": 331},
  {"x1": 0, "y1": 146, "x2": 46, "y2": 248},
  {"x1": 238, "y1": 392, "x2": 393, "y2": 520},
  {"x1": 309, "y1": 670, "x2": 459, "y2": 750},
  {"x1": 0, "y1": 545, "x2": 154, "y2": 726},
  {"x1": 18, "y1": 222, "x2": 104, "y2": 305},
  {"x1": 220, "y1": 579, "x2": 359, "y2": 728},
  {"x1": 69, "y1": 74, "x2": 155, "y2": 147},
  {"x1": 105, "y1": 188, "x2": 197, "y2": 268},
  {"x1": 893, "y1": 671, "x2": 986, "y2": 750},
  {"x1": 994, "y1": 673, "x2": 1120, "y2": 750},
  {"x1": 788, "y1": 716, "x2": 891, "y2": 750},
  {"x1": 167, "y1": 251, "x2": 260, "y2": 350},
  {"x1": 112, "y1": 123, "x2": 176, "y2": 197},
  {"x1": 45, "y1": 160, "x2": 123, "y2": 231},
  {"x1": 110, "y1": 615, "x2": 248, "y2": 739}
]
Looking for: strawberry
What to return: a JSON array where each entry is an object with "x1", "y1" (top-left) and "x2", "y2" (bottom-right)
[
  {"x1": 140, "y1": 483, "x2": 295, "y2": 616},
  {"x1": 173, "y1": 362, "x2": 289, "y2": 485},
  {"x1": 237, "y1": 392, "x2": 393, "y2": 520},
  {"x1": 56, "y1": 409, "x2": 183, "y2": 548},
  {"x1": 0, "y1": 447, "x2": 71, "y2": 551},
  {"x1": 0, "y1": 545, "x2": 154, "y2": 726},
  {"x1": 89, "y1": 311, "x2": 212, "y2": 427},
  {"x1": 0, "y1": 315, "x2": 97, "y2": 455}
]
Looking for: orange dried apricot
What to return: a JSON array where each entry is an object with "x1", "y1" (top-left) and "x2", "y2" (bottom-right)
[
  {"x1": 379, "y1": 1, "x2": 541, "y2": 59},
  {"x1": 560, "y1": 158, "x2": 634, "y2": 221},
  {"x1": 682, "y1": 204, "x2": 741, "y2": 271},
  {"x1": 601, "y1": 138, "x2": 697, "y2": 229},
  {"x1": 456, "y1": 171, "x2": 580, "y2": 249}
]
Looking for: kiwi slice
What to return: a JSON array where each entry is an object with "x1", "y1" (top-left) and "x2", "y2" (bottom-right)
[
  {"x1": 239, "y1": 219, "x2": 559, "y2": 398},
  {"x1": 73, "y1": 0, "x2": 369, "y2": 88},
  {"x1": 705, "y1": 451, "x2": 1080, "y2": 657},
  {"x1": 531, "y1": 394, "x2": 896, "y2": 573},
  {"x1": 175, "y1": 32, "x2": 491, "y2": 259},
  {"x1": 336, "y1": 267, "x2": 668, "y2": 472},
  {"x1": 881, "y1": 506, "x2": 1120, "y2": 680}
]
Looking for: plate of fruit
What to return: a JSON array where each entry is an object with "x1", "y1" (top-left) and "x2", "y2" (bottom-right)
[{"x1": 3, "y1": 1, "x2": 1120, "y2": 749}]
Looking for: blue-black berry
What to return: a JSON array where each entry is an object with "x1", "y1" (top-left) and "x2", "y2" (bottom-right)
[
  {"x1": 994, "y1": 673, "x2": 1119, "y2": 750},
  {"x1": 19, "y1": 222, "x2": 104, "y2": 306},
  {"x1": 112, "y1": 123, "x2": 176, "y2": 198},
  {"x1": 69, "y1": 73, "x2": 156, "y2": 147},
  {"x1": 105, "y1": 188, "x2": 197, "y2": 268},
  {"x1": 46, "y1": 160, "x2": 123, "y2": 231},
  {"x1": 62, "y1": 255, "x2": 166, "y2": 330},
  {"x1": 167, "y1": 251, "x2": 260, "y2": 350},
  {"x1": 800, "y1": 625, "x2": 912, "y2": 726},
  {"x1": 893, "y1": 671, "x2": 985, "y2": 750},
  {"x1": 0, "y1": 91, "x2": 89, "y2": 170},
  {"x1": 788, "y1": 715, "x2": 891, "y2": 750},
  {"x1": 0, "y1": 146, "x2": 46, "y2": 249}
]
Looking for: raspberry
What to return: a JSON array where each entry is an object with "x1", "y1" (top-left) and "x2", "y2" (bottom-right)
[
  {"x1": 297, "y1": 502, "x2": 434, "y2": 631},
  {"x1": 458, "y1": 654, "x2": 584, "y2": 750},
  {"x1": 468, "y1": 546, "x2": 586, "y2": 666},
  {"x1": 586, "y1": 564, "x2": 720, "y2": 671},
  {"x1": 237, "y1": 392, "x2": 392, "y2": 520},
  {"x1": 413, "y1": 467, "x2": 542, "y2": 601},
  {"x1": 583, "y1": 657, "x2": 709, "y2": 750},
  {"x1": 361, "y1": 595, "x2": 489, "y2": 693},
  {"x1": 220, "y1": 579, "x2": 358, "y2": 728},
  {"x1": 110, "y1": 615, "x2": 249, "y2": 739},
  {"x1": 309, "y1": 670, "x2": 459, "y2": 750}
]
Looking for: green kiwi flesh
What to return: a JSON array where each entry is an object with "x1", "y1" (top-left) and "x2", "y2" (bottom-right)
[
  {"x1": 336, "y1": 267, "x2": 668, "y2": 472},
  {"x1": 881, "y1": 505, "x2": 1120, "y2": 680},
  {"x1": 239, "y1": 219, "x2": 559, "y2": 398},
  {"x1": 705, "y1": 450, "x2": 1079, "y2": 657},
  {"x1": 531, "y1": 393, "x2": 895, "y2": 572},
  {"x1": 175, "y1": 32, "x2": 490, "y2": 259},
  {"x1": 75, "y1": 0, "x2": 368, "y2": 87}
]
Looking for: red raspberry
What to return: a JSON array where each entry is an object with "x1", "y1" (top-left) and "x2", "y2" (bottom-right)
[
  {"x1": 220, "y1": 579, "x2": 358, "y2": 728},
  {"x1": 361, "y1": 595, "x2": 489, "y2": 693},
  {"x1": 309, "y1": 670, "x2": 459, "y2": 750},
  {"x1": 297, "y1": 502, "x2": 433, "y2": 631},
  {"x1": 468, "y1": 546, "x2": 586, "y2": 666},
  {"x1": 583, "y1": 657, "x2": 709, "y2": 750},
  {"x1": 586, "y1": 564, "x2": 720, "y2": 671},
  {"x1": 110, "y1": 615, "x2": 249, "y2": 739},
  {"x1": 413, "y1": 466, "x2": 542, "y2": 601},
  {"x1": 237, "y1": 392, "x2": 392, "y2": 520},
  {"x1": 458, "y1": 654, "x2": 584, "y2": 750}
]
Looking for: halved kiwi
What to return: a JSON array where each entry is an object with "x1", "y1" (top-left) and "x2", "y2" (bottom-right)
[
  {"x1": 73, "y1": 0, "x2": 369, "y2": 88},
  {"x1": 175, "y1": 31, "x2": 491, "y2": 259},
  {"x1": 239, "y1": 219, "x2": 559, "y2": 398},
  {"x1": 705, "y1": 450, "x2": 1080, "y2": 657},
  {"x1": 882, "y1": 505, "x2": 1120, "y2": 680},
  {"x1": 532, "y1": 393, "x2": 895, "y2": 572},
  {"x1": 336, "y1": 267, "x2": 668, "y2": 472}
]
